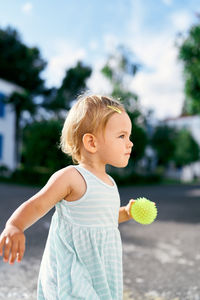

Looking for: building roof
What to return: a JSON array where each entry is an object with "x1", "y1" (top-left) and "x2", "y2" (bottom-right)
[{"x1": 0, "y1": 78, "x2": 24, "y2": 96}]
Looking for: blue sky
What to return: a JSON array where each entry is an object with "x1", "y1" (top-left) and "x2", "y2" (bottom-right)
[{"x1": 1, "y1": 0, "x2": 200, "y2": 119}]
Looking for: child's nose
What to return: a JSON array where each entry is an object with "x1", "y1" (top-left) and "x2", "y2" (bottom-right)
[{"x1": 128, "y1": 140, "x2": 133, "y2": 148}]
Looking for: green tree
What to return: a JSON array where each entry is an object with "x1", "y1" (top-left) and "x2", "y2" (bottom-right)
[
  {"x1": 43, "y1": 61, "x2": 92, "y2": 114},
  {"x1": 130, "y1": 117, "x2": 147, "y2": 162},
  {"x1": 173, "y1": 129, "x2": 200, "y2": 167},
  {"x1": 22, "y1": 120, "x2": 72, "y2": 172},
  {"x1": 178, "y1": 22, "x2": 200, "y2": 114},
  {"x1": 0, "y1": 26, "x2": 47, "y2": 164},
  {"x1": 0, "y1": 26, "x2": 46, "y2": 93},
  {"x1": 151, "y1": 125, "x2": 177, "y2": 166},
  {"x1": 151, "y1": 125, "x2": 200, "y2": 168},
  {"x1": 101, "y1": 45, "x2": 140, "y2": 111}
]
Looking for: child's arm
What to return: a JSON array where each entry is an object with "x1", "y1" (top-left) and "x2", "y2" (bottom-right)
[
  {"x1": 0, "y1": 166, "x2": 74, "y2": 264},
  {"x1": 118, "y1": 199, "x2": 135, "y2": 223}
]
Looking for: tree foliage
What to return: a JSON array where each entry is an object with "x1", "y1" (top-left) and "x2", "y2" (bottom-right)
[
  {"x1": 0, "y1": 26, "x2": 46, "y2": 93},
  {"x1": 178, "y1": 22, "x2": 200, "y2": 114},
  {"x1": 22, "y1": 120, "x2": 72, "y2": 171},
  {"x1": 151, "y1": 125, "x2": 177, "y2": 167},
  {"x1": 0, "y1": 26, "x2": 47, "y2": 164},
  {"x1": 130, "y1": 116, "x2": 147, "y2": 162},
  {"x1": 43, "y1": 61, "x2": 92, "y2": 113},
  {"x1": 151, "y1": 125, "x2": 200, "y2": 167},
  {"x1": 173, "y1": 129, "x2": 200, "y2": 167},
  {"x1": 101, "y1": 46, "x2": 140, "y2": 111}
]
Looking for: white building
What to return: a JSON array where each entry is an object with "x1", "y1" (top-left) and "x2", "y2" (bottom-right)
[
  {"x1": 165, "y1": 115, "x2": 200, "y2": 182},
  {"x1": 0, "y1": 78, "x2": 24, "y2": 170}
]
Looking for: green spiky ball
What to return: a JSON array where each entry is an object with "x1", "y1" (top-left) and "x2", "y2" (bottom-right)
[{"x1": 130, "y1": 197, "x2": 157, "y2": 225}]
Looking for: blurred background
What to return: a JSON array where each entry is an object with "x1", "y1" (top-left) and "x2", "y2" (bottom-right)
[
  {"x1": 0, "y1": 1, "x2": 200, "y2": 300},
  {"x1": 0, "y1": 0, "x2": 200, "y2": 185}
]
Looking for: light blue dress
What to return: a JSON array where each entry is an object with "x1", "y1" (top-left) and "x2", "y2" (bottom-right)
[{"x1": 37, "y1": 165, "x2": 123, "y2": 299}]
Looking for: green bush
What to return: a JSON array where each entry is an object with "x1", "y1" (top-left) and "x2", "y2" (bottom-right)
[
  {"x1": 22, "y1": 119, "x2": 72, "y2": 172},
  {"x1": 11, "y1": 167, "x2": 52, "y2": 186}
]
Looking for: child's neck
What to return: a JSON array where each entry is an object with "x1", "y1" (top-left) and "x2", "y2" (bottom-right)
[
  {"x1": 79, "y1": 160, "x2": 106, "y2": 175},
  {"x1": 79, "y1": 162, "x2": 114, "y2": 186}
]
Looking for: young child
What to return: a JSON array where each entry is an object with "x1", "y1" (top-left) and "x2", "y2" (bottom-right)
[{"x1": 0, "y1": 94, "x2": 134, "y2": 300}]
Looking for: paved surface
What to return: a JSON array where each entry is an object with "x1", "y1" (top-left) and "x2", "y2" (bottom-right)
[{"x1": 0, "y1": 182, "x2": 200, "y2": 300}]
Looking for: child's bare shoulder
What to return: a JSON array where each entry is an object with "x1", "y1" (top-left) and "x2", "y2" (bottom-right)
[
  {"x1": 55, "y1": 165, "x2": 81, "y2": 181},
  {"x1": 55, "y1": 165, "x2": 86, "y2": 202}
]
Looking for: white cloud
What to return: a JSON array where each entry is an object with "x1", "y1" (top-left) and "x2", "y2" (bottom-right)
[
  {"x1": 103, "y1": 34, "x2": 119, "y2": 53},
  {"x1": 21, "y1": 2, "x2": 33, "y2": 14},
  {"x1": 43, "y1": 1, "x2": 192, "y2": 120},
  {"x1": 87, "y1": 59, "x2": 113, "y2": 95},
  {"x1": 170, "y1": 10, "x2": 193, "y2": 32},
  {"x1": 129, "y1": 34, "x2": 185, "y2": 119},
  {"x1": 113, "y1": 2, "x2": 188, "y2": 120},
  {"x1": 87, "y1": 28, "x2": 185, "y2": 120},
  {"x1": 44, "y1": 39, "x2": 86, "y2": 87}
]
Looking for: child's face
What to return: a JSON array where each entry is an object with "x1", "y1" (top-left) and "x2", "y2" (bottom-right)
[{"x1": 97, "y1": 112, "x2": 133, "y2": 168}]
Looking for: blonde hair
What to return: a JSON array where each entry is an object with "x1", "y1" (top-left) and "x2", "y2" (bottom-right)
[{"x1": 60, "y1": 94, "x2": 125, "y2": 163}]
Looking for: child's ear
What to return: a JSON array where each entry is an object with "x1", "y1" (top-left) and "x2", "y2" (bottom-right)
[{"x1": 82, "y1": 133, "x2": 97, "y2": 154}]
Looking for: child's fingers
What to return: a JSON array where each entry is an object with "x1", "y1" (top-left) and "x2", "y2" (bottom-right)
[
  {"x1": 17, "y1": 238, "x2": 25, "y2": 262},
  {"x1": 129, "y1": 199, "x2": 135, "y2": 204},
  {"x1": 0, "y1": 236, "x2": 6, "y2": 256},
  {"x1": 3, "y1": 236, "x2": 12, "y2": 263},
  {"x1": 126, "y1": 199, "x2": 136, "y2": 217},
  {"x1": 129, "y1": 199, "x2": 136, "y2": 208},
  {"x1": 9, "y1": 240, "x2": 19, "y2": 264}
]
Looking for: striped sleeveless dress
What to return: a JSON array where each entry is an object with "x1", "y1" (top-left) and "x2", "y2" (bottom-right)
[{"x1": 37, "y1": 165, "x2": 123, "y2": 300}]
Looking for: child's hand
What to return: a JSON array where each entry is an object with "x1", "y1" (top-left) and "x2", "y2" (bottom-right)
[
  {"x1": 0, "y1": 224, "x2": 25, "y2": 264},
  {"x1": 125, "y1": 199, "x2": 136, "y2": 219}
]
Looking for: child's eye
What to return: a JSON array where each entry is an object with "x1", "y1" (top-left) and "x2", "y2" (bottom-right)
[{"x1": 119, "y1": 135, "x2": 125, "y2": 139}]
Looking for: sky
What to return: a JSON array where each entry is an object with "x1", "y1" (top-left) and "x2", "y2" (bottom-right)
[{"x1": 0, "y1": 0, "x2": 200, "y2": 120}]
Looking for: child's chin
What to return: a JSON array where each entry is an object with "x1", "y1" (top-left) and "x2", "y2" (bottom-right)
[{"x1": 112, "y1": 161, "x2": 129, "y2": 168}]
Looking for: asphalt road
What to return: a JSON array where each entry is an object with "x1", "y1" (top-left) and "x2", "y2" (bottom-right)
[{"x1": 0, "y1": 182, "x2": 200, "y2": 300}]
